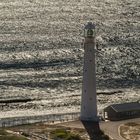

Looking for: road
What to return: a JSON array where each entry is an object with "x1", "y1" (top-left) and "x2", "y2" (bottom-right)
[
  {"x1": 101, "y1": 118, "x2": 140, "y2": 140},
  {"x1": 56, "y1": 118, "x2": 140, "y2": 140}
]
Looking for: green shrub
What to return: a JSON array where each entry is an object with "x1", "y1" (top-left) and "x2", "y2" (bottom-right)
[
  {"x1": 0, "y1": 129, "x2": 9, "y2": 135},
  {"x1": 51, "y1": 129, "x2": 68, "y2": 139},
  {"x1": 55, "y1": 132, "x2": 67, "y2": 138},
  {"x1": 66, "y1": 134, "x2": 82, "y2": 140},
  {"x1": 0, "y1": 135, "x2": 28, "y2": 140},
  {"x1": 51, "y1": 129, "x2": 67, "y2": 134},
  {"x1": 0, "y1": 129, "x2": 28, "y2": 140},
  {"x1": 50, "y1": 129, "x2": 82, "y2": 140}
]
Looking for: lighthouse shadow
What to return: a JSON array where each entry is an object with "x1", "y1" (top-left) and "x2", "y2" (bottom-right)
[{"x1": 82, "y1": 121, "x2": 104, "y2": 140}]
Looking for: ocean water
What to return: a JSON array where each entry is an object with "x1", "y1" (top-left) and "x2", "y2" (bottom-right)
[{"x1": 0, "y1": 0, "x2": 139, "y2": 118}]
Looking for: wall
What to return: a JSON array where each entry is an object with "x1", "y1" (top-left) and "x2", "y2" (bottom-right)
[{"x1": 0, "y1": 112, "x2": 80, "y2": 127}]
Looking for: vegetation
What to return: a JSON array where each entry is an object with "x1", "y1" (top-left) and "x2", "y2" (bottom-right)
[
  {"x1": 0, "y1": 129, "x2": 9, "y2": 135},
  {"x1": 50, "y1": 128, "x2": 110, "y2": 140},
  {"x1": 0, "y1": 129, "x2": 28, "y2": 140},
  {"x1": 120, "y1": 122, "x2": 140, "y2": 140},
  {"x1": 50, "y1": 129, "x2": 83, "y2": 140},
  {"x1": 0, "y1": 135, "x2": 28, "y2": 140}
]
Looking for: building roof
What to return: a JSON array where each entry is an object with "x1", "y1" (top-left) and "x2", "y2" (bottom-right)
[{"x1": 106, "y1": 102, "x2": 140, "y2": 112}]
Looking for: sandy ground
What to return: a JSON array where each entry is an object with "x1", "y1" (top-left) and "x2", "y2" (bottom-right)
[{"x1": 120, "y1": 122, "x2": 140, "y2": 140}]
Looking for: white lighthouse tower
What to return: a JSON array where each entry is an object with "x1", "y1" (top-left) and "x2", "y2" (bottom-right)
[{"x1": 81, "y1": 22, "x2": 98, "y2": 121}]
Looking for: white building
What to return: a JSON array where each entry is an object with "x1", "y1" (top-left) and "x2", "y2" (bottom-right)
[{"x1": 81, "y1": 22, "x2": 98, "y2": 121}]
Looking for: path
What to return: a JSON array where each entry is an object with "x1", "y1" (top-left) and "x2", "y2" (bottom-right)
[{"x1": 56, "y1": 118, "x2": 140, "y2": 140}]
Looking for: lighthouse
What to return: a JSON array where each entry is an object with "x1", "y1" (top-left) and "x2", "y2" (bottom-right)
[{"x1": 81, "y1": 22, "x2": 98, "y2": 121}]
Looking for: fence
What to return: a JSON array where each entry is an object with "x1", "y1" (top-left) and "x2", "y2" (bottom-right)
[{"x1": 0, "y1": 112, "x2": 80, "y2": 127}]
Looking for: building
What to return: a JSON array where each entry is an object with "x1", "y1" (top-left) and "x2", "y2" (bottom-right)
[
  {"x1": 103, "y1": 102, "x2": 140, "y2": 121},
  {"x1": 80, "y1": 22, "x2": 98, "y2": 121}
]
